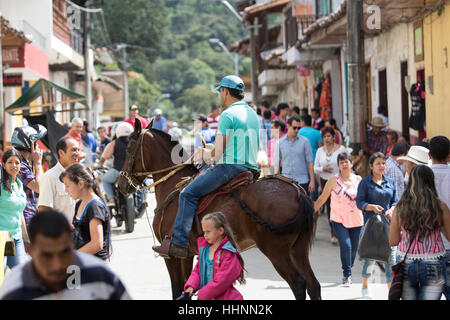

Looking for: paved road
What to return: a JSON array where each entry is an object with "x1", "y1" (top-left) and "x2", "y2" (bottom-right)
[{"x1": 108, "y1": 192, "x2": 390, "y2": 300}]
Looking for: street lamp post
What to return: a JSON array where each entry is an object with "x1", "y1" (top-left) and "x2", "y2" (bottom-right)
[{"x1": 208, "y1": 38, "x2": 239, "y2": 76}]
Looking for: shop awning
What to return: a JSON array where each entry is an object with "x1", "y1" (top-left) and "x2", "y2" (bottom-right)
[
  {"x1": 243, "y1": 0, "x2": 290, "y2": 22},
  {"x1": 5, "y1": 78, "x2": 87, "y2": 116}
]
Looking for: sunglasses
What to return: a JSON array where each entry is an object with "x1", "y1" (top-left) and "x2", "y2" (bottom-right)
[{"x1": 292, "y1": 126, "x2": 301, "y2": 130}]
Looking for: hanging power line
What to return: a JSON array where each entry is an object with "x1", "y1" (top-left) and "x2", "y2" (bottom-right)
[{"x1": 64, "y1": 0, "x2": 103, "y2": 13}]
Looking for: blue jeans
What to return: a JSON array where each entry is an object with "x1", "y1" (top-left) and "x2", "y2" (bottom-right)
[
  {"x1": 444, "y1": 250, "x2": 450, "y2": 300},
  {"x1": 4, "y1": 238, "x2": 27, "y2": 271},
  {"x1": 361, "y1": 247, "x2": 397, "y2": 283},
  {"x1": 361, "y1": 211, "x2": 396, "y2": 282},
  {"x1": 401, "y1": 257, "x2": 446, "y2": 300},
  {"x1": 332, "y1": 222, "x2": 363, "y2": 278},
  {"x1": 101, "y1": 168, "x2": 121, "y2": 200},
  {"x1": 172, "y1": 164, "x2": 249, "y2": 248}
]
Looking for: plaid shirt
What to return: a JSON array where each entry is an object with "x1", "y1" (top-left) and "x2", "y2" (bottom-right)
[
  {"x1": 368, "y1": 130, "x2": 388, "y2": 155},
  {"x1": 18, "y1": 156, "x2": 38, "y2": 224},
  {"x1": 384, "y1": 156, "x2": 405, "y2": 199}
]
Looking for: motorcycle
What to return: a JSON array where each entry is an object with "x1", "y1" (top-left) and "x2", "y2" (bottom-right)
[{"x1": 94, "y1": 166, "x2": 147, "y2": 233}]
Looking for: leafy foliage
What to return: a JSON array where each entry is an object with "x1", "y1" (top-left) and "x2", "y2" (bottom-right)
[{"x1": 92, "y1": 0, "x2": 247, "y2": 125}]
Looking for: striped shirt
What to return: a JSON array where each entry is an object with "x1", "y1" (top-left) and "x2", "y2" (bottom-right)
[
  {"x1": 384, "y1": 156, "x2": 405, "y2": 199},
  {"x1": 398, "y1": 226, "x2": 445, "y2": 261},
  {"x1": 207, "y1": 113, "x2": 220, "y2": 134},
  {"x1": 0, "y1": 252, "x2": 131, "y2": 300},
  {"x1": 18, "y1": 155, "x2": 38, "y2": 224}
]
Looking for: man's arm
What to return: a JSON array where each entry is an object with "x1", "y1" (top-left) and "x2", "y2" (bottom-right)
[
  {"x1": 99, "y1": 140, "x2": 115, "y2": 167},
  {"x1": 210, "y1": 133, "x2": 227, "y2": 162}
]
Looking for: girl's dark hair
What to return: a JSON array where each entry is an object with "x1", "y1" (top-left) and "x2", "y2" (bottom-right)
[
  {"x1": 321, "y1": 126, "x2": 335, "y2": 138},
  {"x1": 337, "y1": 152, "x2": 352, "y2": 165},
  {"x1": 202, "y1": 211, "x2": 246, "y2": 285},
  {"x1": 59, "y1": 163, "x2": 112, "y2": 254},
  {"x1": 396, "y1": 165, "x2": 443, "y2": 241},
  {"x1": 272, "y1": 119, "x2": 286, "y2": 133},
  {"x1": 1, "y1": 148, "x2": 22, "y2": 194}
]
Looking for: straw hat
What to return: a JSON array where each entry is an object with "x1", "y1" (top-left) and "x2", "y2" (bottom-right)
[{"x1": 369, "y1": 117, "x2": 386, "y2": 128}]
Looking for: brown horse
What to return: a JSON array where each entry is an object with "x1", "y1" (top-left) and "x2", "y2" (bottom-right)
[{"x1": 118, "y1": 119, "x2": 321, "y2": 300}]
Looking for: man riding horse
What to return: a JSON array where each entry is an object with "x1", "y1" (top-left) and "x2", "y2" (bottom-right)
[{"x1": 152, "y1": 75, "x2": 260, "y2": 259}]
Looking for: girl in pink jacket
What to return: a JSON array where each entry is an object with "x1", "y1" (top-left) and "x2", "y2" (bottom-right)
[{"x1": 184, "y1": 211, "x2": 246, "y2": 300}]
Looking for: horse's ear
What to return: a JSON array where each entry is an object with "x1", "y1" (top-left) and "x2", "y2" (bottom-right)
[
  {"x1": 146, "y1": 118, "x2": 153, "y2": 130},
  {"x1": 134, "y1": 118, "x2": 142, "y2": 137}
]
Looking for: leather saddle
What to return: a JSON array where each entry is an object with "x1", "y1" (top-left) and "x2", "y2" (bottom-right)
[{"x1": 196, "y1": 170, "x2": 254, "y2": 215}]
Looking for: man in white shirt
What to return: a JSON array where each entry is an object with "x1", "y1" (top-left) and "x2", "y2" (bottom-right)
[
  {"x1": 429, "y1": 136, "x2": 450, "y2": 300},
  {"x1": 38, "y1": 136, "x2": 81, "y2": 222}
]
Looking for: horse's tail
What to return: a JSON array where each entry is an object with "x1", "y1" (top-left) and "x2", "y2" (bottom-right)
[{"x1": 233, "y1": 190, "x2": 315, "y2": 240}]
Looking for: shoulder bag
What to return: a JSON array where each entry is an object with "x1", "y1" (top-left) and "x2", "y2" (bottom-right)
[{"x1": 388, "y1": 237, "x2": 414, "y2": 300}]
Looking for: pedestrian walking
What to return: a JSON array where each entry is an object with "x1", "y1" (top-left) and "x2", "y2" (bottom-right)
[
  {"x1": 81, "y1": 120, "x2": 97, "y2": 163},
  {"x1": 324, "y1": 118, "x2": 344, "y2": 145},
  {"x1": 207, "y1": 104, "x2": 221, "y2": 136},
  {"x1": 96, "y1": 126, "x2": 111, "y2": 154},
  {"x1": 38, "y1": 136, "x2": 81, "y2": 222},
  {"x1": 168, "y1": 121, "x2": 183, "y2": 142},
  {"x1": 0, "y1": 210, "x2": 130, "y2": 300},
  {"x1": 11, "y1": 125, "x2": 46, "y2": 229},
  {"x1": 60, "y1": 163, "x2": 111, "y2": 261},
  {"x1": 275, "y1": 117, "x2": 315, "y2": 195},
  {"x1": 125, "y1": 104, "x2": 148, "y2": 129},
  {"x1": 384, "y1": 142, "x2": 409, "y2": 199},
  {"x1": 314, "y1": 127, "x2": 346, "y2": 244},
  {"x1": 299, "y1": 114, "x2": 323, "y2": 200},
  {"x1": 184, "y1": 211, "x2": 245, "y2": 300},
  {"x1": 389, "y1": 165, "x2": 450, "y2": 300},
  {"x1": 311, "y1": 108, "x2": 324, "y2": 130},
  {"x1": 367, "y1": 117, "x2": 388, "y2": 156},
  {"x1": 385, "y1": 131, "x2": 399, "y2": 157},
  {"x1": 314, "y1": 152, "x2": 363, "y2": 286},
  {"x1": 0, "y1": 148, "x2": 29, "y2": 270},
  {"x1": 150, "y1": 108, "x2": 168, "y2": 132},
  {"x1": 356, "y1": 152, "x2": 398, "y2": 298},
  {"x1": 65, "y1": 117, "x2": 86, "y2": 161},
  {"x1": 428, "y1": 136, "x2": 450, "y2": 300}
]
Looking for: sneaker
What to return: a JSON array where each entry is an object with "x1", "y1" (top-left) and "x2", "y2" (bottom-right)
[
  {"x1": 342, "y1": 277, "x2": 352, "y2": 287},
  {"x1": 331, "y1": 236, "x2": 338, "y2": 245},
  {"x1": 361, "y1": 287, "x2": 373, "y2": 298}
]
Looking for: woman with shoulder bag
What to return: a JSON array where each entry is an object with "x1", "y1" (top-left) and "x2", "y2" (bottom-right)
[
  {"x1": 356, "y1": 152, "x2": 398, "y2": 298},
  {"x1": 60, "y1": 163, "x2": 111, "y2": 261},
  {"x1": 389, "y1": 165, "x2": 450, "y2": 300},
  {"x1": 314, "y1": 152, "x2": 363, "y2": 286},
  {"x1": 0, "y1": 149, "x2": 29, "y2": 269}
]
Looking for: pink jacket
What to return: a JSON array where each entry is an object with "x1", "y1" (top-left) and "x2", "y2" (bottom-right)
[{"x1": 184, "y1": 236, "x2": 243, "y2": 300}]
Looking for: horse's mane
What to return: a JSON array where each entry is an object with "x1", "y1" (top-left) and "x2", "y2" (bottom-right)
[{"x1": 147, "y1": 128, "x2": 197, "y2": 170}]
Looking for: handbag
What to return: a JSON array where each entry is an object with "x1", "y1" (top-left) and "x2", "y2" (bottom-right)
[
  {"x1": 388, "y1": 238, "x2": 414, "y2": 300},
  {"x1": 358, "y1": 214, "x2": 391, "y2": 263}
]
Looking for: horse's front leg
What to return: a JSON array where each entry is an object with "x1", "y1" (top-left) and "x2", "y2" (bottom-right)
[{"x1": 163, "y1": 257, "x2": 193, "y2": 300}]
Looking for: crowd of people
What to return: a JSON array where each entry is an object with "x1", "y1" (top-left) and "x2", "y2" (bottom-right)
[{"x1": 0, "y1": 74, "x2": 449, "y2": 301}]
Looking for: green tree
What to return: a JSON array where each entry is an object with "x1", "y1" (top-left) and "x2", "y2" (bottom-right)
[{"x1": 175, "y1": 85, "x2": 219, "y2": 123}]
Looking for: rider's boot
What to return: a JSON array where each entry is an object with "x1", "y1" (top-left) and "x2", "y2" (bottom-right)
[{"x1": 152, "y1": 237, "x2": 188, "y2": 259}]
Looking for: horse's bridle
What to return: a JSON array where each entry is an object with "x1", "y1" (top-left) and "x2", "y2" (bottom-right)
[{"x1": 120, "y1": 129, "x2": 194, "y2": 192}]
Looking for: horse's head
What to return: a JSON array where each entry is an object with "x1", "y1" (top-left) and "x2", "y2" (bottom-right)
[{"x1": 117, "y1": 118, "x2": 153, "y2": 195}]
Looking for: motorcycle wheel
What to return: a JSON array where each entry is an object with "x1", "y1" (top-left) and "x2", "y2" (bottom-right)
[{"x1": 124, "y1": 195, "x2": 135, "y2": 233}]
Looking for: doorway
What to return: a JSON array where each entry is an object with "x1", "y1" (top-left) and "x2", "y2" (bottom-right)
[
  {"x1": 401, "y1": 62, "x2": 409, "y2": 141},
  {"x1": 378, "y1": 69, "x2": 388, "y2": 117}
]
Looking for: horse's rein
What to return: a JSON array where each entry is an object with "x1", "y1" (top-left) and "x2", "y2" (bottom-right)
[{"x1": 121, "y1": 128, "x2": 196, "y2": 192}]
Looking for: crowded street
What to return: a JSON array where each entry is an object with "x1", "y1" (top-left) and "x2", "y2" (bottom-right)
[{"x1": 0, "y1": 0, "x2": 449, "y2": 305}]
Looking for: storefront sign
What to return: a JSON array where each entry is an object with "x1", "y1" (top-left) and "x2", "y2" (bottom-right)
[{"x1": 3, "y1": 73, "x2": 23, "y2": 87}]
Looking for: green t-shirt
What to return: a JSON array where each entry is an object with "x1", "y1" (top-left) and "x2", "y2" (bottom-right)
[
  {"x1": 217, "y1": 101, "x2": 260, "y2": 170},
  {"x1": 0, "y1": 178, "x2": 26, "y2": 240}
]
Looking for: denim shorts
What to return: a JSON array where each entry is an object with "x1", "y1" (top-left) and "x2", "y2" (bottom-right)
[{"x1": 402, "y1": 257, "x2": 446, "y2": 300}]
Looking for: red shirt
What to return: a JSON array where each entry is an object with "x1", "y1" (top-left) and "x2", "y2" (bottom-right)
[
  {"x1": 66, "y1": 130, "x2": 82, "y2": 149},
  {"x1": 125, "y1": 116, "x2": 148, "y2": 129}
]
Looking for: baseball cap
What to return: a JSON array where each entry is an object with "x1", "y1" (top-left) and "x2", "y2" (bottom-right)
[
  {"x1": 154, "y1": 108, "x2": 162, "y2": 115},
  {"x1": 129, "y1": 104, "x2": 138, "y2": 111},
  {"x1": 397, "y1": 145, "x2": 430, "y2": 165},
  {"x1": 215, "y1": 75, "x2": 245, "y2": 93}
]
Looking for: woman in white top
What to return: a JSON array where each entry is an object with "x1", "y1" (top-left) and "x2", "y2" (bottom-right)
[{"x1": 314, "y1": 126, "x2": 347, "y2": 244}]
